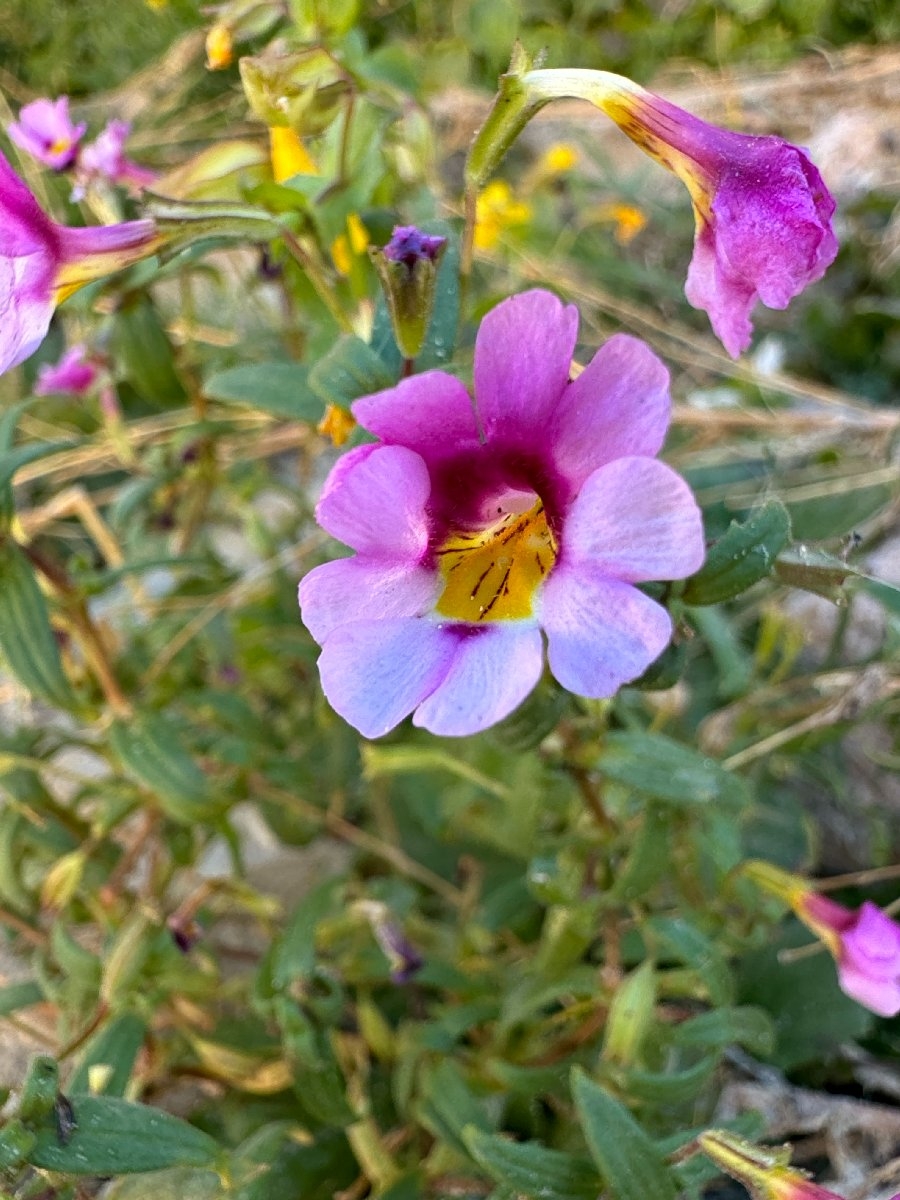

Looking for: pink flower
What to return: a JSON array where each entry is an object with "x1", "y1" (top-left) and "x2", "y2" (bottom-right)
[
  {"x1": 698, "y1": 1130, "x2": 845, "y2": 1200},
  {"x1": 75, "y1": 120, "x2": 157, "y2": 198},
  {"x1": 798, "y1": 894, "x2": 900, "y2": 1018},
  {"x1": 34, "y1": 344, "x2": 99, "y2": 395},
  {"x1": 7, "y1": 97, "x2": 86, "y2": 170},
  {"x1": 524, "y1": 71, "x2": 838, "y2": 357},
  {"x1": 298, "y1": 289, "x2": 704, "y2": 738},
  {"x1": 0, "y1": 151, "x2": 160, "y2": 377}
]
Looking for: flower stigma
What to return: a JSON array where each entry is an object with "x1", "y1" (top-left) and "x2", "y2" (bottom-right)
[{"x1": 435, "y1": 494, "x2": 557, "y2": 622}]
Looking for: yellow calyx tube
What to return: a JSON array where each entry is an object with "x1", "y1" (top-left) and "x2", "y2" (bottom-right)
[{"x1": 435, "y1": 500, "x2": 556, "y2": 623}]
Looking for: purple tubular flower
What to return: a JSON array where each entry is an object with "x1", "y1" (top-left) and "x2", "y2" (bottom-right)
[
  {"x1": 799, "y1": 893, "x2": 900, "y2": 1018},
  {"x1": 34, "y1": 344, "x2": 98, "y2": 396},
  {"x1": 0, "y1": 151, "x2": 160, "y2": 377},
  {"x1": 76, "y1": 120, "x2": 157, "y2": 197},
  {"x1": 299, "y1": 289, "x2": 705, "y2": 738},
  {"x1": 382, "y1": 225, "x2": 447, "y2": 270},
  {"x1": 7, "y1": 97, "x2": 86, "y2": 170},
  {"x1": 596, "y1": 83, "x2": 838, "y2": 357}
]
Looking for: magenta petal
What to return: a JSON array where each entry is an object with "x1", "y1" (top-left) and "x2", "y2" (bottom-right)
[
  {"x1": 835, "y1": 902, "x2": 900, "y2": 1016},
  {"x1": 542, "y1": 568, "x2": 672, "y2": 696},
  {"x1": 685, "y1": 226, "x2": 756, "y2": 358},
  {"x1": 550, "y1": 334, "x2": 671, "y2": 491},
  {"x1": 316, "y1": 444, "x2": 431, "y2": 559},
  {"x1": 298, "y1": 557, "x2": 437, "y2": 645},
  {"x1": 353, "y1": 370, "x2": 479, "y2": 466},
  {"x1": 412, "y1": 625, "x2": 543, "y2": 737},
  {"x1": 837, "y1": 962, "x2": 900, "y2": 1018},
  {"x1": 317, "y1": 619, "x2": 455, "y2": 739},
  {"x1": 474, "y1": 290, "x2": 578, "y2": 440},
  {"x1": 562, "y1": 457, "x2": 704, "y2": 581}
]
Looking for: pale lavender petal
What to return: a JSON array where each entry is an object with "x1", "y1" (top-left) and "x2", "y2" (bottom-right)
[
  {"x1": 561, "y1": 457, "x2": 704, "y2": 581},
  {"x1": 7, "y1": 97, "x2": 85, "y2": 169},
  {"x1": 474, "y1": 290, "x2": 578, "y2": 441},
  {"x1": 836, "y1": 901, "x2": 900, "y2": 1016},
  {"x1": 837, "y1": 962, "x2": 900, "y2": 1018},
  {"x1": 353, "y1": 371, "x2": 479, "y2": 465},
  {"x1": 412, "y1": 624, "x2": 543, "y2": 737},
  {"x1": 549, "y1": 334, "x2": 671, "y2": 492},
  {"x1": 315, "y1": 444, "x2": 431, "y2": 559},
  {"x1": 685, "y1": 225, "x2": 756, "y2": 359},
  {"x1": 0, "y1": 257, "x2": 55, "y2": 374},
  {"x1": 298, "y1": 557, "x2": 437, "y2": 644},
  {"x1": 542, "y1": 568, "x2": 672, "y2": 696},
  {"x1": 317, "y1": 619, "x2": 456, "y2": 739}
]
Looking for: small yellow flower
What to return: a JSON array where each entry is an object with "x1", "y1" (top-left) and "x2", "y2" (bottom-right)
[
  {"x1": 317, "y1": 404, "x2": 356, "y2": 447},
  {"x1": 269, "y1": 127, "x2": 318, "y2": 184},
  {"x1": 331, "y1": 214, "x2": 369, "y2": 276},
  {"x1": 593, "y1": 202, "x2": 647, "y2": 244},
  {"x1": 540, "y1": 142, "x2": 580, "y2": 175},
  {"x1": 205, "y1": 23, "x2": 233, "y2": 71},
  {"x1": 474, "y1": 181, "x2": 532, "y2": 251}
]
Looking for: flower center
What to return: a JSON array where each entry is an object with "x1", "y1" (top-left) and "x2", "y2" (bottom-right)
[{"x1": 434, "y1": 497, "x2": 557, "y2": 623}]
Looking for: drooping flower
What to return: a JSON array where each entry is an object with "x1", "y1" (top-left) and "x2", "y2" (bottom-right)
[
  {"x1": 7, "y1": 97, "x2": 86, "y2": 170},
  {"x1": 74, "y1": 121, "x2": 157, "y2": 198},
  {"x1": 698, "y1": 1130, "x2": 846, "y2": 1200},
  {"x1": 0, "y1": 151, "x2": 160, "y2": 377},
  {"x1": 744, "y1": 860, "x2": 900, "y2": 1017},
  {"x1": 517, "y1": 70, "x2": 838, "y2": 356},
  {"x1": 298, "y1": 289, "x2": 704, "y2": 738},
  {"x1": 34, "y1": 344, "x2": 99, "y2": 396}
]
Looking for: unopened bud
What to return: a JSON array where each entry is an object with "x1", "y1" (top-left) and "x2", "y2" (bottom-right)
[{"x1": 370, "y1": 225, "x2": 447, "y2": 360}]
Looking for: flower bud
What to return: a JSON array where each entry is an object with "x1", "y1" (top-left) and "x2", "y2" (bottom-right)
[{"x1": 369, "y1": 225, "x2": 447, "y2": 360}]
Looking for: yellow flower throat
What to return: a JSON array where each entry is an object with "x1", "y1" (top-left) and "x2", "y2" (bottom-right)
[{"x1": 435, "y1": 499, "x2": 557, "y2": 622}]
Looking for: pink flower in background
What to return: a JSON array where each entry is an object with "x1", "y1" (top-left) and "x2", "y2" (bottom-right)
[
  {"x1": 75, "y1": 120, "x2": 157, "y2": 197},
  {"x1": 299, "y1": 289, "x2": 704, "y2": 738},
  {"x1": 594, "y1": 81, "x2": 838, "y2": 357},
  {"x1": 7, "y1": 97, "x2": 86, "y2": 170},
  {"x1": 525, "y1": 71, "x2": 838, "y2": 356},
  {"x1": 0, "y1": 151, "x2": 160, "y2": 377},
  {"x1": 797, "y1": 893, "x2": 900, "y2": 1018},
  {"x1": 34, "y1": 344, "x2": 99, "y2": 396}
]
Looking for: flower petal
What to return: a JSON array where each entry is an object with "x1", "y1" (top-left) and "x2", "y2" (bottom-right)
[
  {"x1": 685, "y1": 224, "x2": 756, "y2": 358},
  {"x1": 561, "y1": 457, "x2": 704, "y2": 581},
  {"x1": 299, "y1": 557, "x2": 437, "y2": 645},
  {"x1": 549, "y1": 334, "x2": 671, "y2": 492},
  {"x1": 542, "y1": 568, "x2": 673, "y2": 697},
  {"x1": 353, "y1": 370, "x2": 479, "y2": 466},
  {"x1": 474, "y1": 289, "x2": 578, "y2": 441},
  {"x1": 837, "y1": 963, "x2": 900, "y2": 1018},
  {"x1": 412, "y1": 624, "x2": 543, "y2": 737},
  {"x1": 317, "y1": 619, "x2": 455, "y2": 739},
  {"x1": 0, "y1": 256, "x2": 55, "y2": 374},
  {"x1": 316, "y1": 444, "x2": 431, "y2": 559}
]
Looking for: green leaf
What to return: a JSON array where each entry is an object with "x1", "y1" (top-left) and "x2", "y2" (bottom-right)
[
  {"x1": 0, "y1": 979, "x2": 43, "y2": 1016},
  {"x1": 647, "y1": 916, "x2": 734, "y2": 1006},
  {"x1": 419, "y1": 1060, "x2": 491, "y2": 1157},
  {"x1": 271, "y1": 879, "x2": 342, "y2": 991},
  {"x1": 599, "y1": 732, "x2": 747, "y2": 808},
  {"x1": 69, "y1": 1012, "x2": 148, "y2": 1097},
  {"x1": 773, "y1": 545, "x2": 857, "y2": 600},
  {"x1": 464, "y1": 1127, "x2": 601, "y2": 1200},
  {"x1": 108, "y1": 712, "x2": 220, "y2": 823},
  {"x1": 611, "y1": 1056, "x2": 717, "y2": 1105},
  {"x1": 103, "y1": 1167, "x2": 222, "y2": 1200},
  {"x1": 606, "y1": 808, "x2": 670, "y2": 903},
  {"x1": 0, "y1": 538, "x2": 76, "y2": 709},
  {"x1": 203, "y1": 362, "x2": 324, "y2": 421},
  {"x1": 27, "y1": 1095, "x2": 221, "y2": 1174},
  {"x1": 670, "y1": 1006, "x2": 775, "y2": 1057},
  {"x1": 308, "y1": 335, "x2": 395, "y2": 409},
  {"x1": 570, "y1": 1068, "x2": 677, "y2": 1200},
  {"x1": 684, "y1": 498, "x2": 790, "y2": 605}
]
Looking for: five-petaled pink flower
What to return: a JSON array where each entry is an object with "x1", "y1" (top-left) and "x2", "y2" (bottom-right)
[
  {"x1": 0, "y1": 151, "x2": 160, "y2": 377},
  {"x1": 524, "y1": 71, "x2": 838, "y2": 356},
  {"x1": 595, "y1": 80, "x2": 838, "y2": 357},
  {"x1": 7, "y1": 97, "x2": 86, "y2": 170},
  {"x1": 74, "y1": 120, "x2": 157, "y2": 198},
  {"x1": 34, "y1": 344, "x2": 99, "y2": 396},
  {"x1": 298, "y1": 289, "x2": 704, "y2": 738},
  {"x1": 797, "y1": 893, "x2": 900, "y2": 1018}
]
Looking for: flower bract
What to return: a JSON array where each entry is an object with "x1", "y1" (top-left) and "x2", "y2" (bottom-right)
[
  {"x1": 299, "y1": 289, "x2": 704, "y2": 738},
  {"x1": 7, "y1": 97, "x2": 86, "y2": 170},
  {"x1": 0, "y1": 151, "x2": 160, "y2": 377}
]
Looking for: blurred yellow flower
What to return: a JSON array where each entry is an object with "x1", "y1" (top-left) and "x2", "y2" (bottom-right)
[
  {"x1": 540, "y1": 142, "x2": 580, "y2": 175},
  {"x1": 317, "y1": 404, "x2": 356, "y2": 447},
  {"x1": 269, "y1": 127, "x2": 318, "y2": 183},
  {"x1": 474, "y1": 181, "x2": 532, "y2": 250},
  {"x1": 331, "y1": 214, "x2": 369, "y2": 276},
  {"x1": 206, "y1": 23, "x2": 234, "y2": 71},
  {"x1": 593, "y1": 202, "x2": 647, "y2": 244}
]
